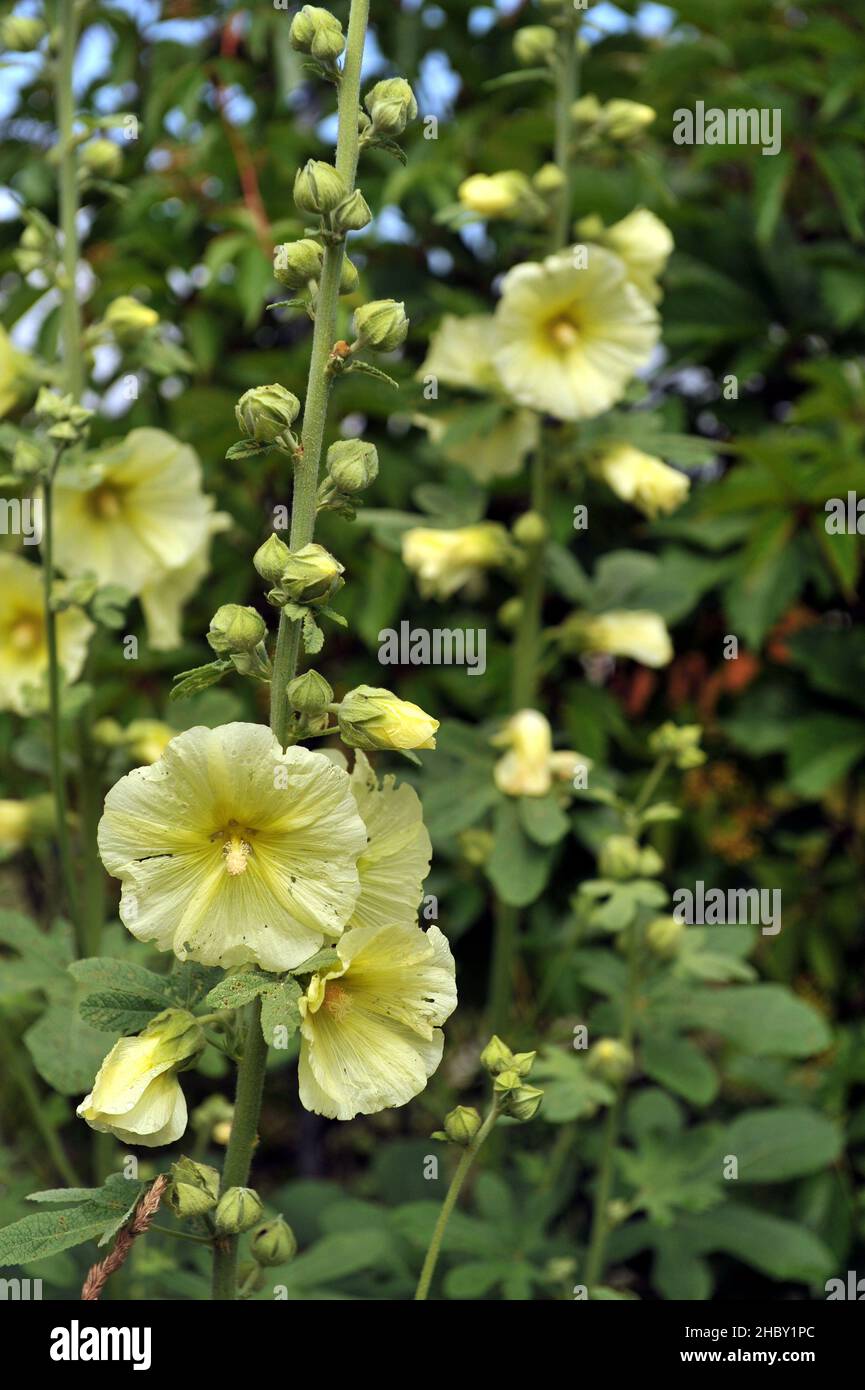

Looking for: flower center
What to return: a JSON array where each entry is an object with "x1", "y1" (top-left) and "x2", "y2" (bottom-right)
[
  {"x1": 9, "y1": 615, "x2": 42, "y2": 652},
  {"x1": 88, "y1": 485, "x2": 123, "y2": 519},
  {"x1": 213, "y1": 821, "x2": 255, "y2": 875},
  {"x1": 322, "y1": 981, "x2": 352, "y2": 1021},
  {"x1": 548, "y1": 316, "x2": 580, "y2": 350}
]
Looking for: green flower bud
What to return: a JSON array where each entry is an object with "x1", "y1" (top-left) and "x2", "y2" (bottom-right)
[
  {"x1": 339, "y1": 257, "x2": 359, "y2": 295},
  {"x1": 289, "y1": 5, "x2": 344, "y2": 61},
  {"x1": 503, "y1": 1083, "x2": 544, "y2": 1122},
  {"x1": 277, "y1": 542, "x2": 344, "y2": 604},
  {"x1": 443, "y1": 1105, "x2": 482, "y2": 1146},
  {"x1": 81, "y1": 138, "x2": 122, "y2": 179},
  {"x1": 166, "y1": 1157, "x2": 220, "y2": 1220},
  {"x1": 587, "y1": 1038, "x2": 634, "y2": 1085},
  {"x1": 250, "y1": 1216, "x2": 297, "y2": 1267},
  {"x1": 287, "y1": 669, "x2": 334, "y2": 715},
  {"x1": 599, "y1": 834, "x2": 643, "y2": 881},
  {"x1": 333, "y1": 189, "x2": 372, "y2": 233},
  {"x1": 273, "y1": 238, "x2": 324, "y2": 288},
  {"x1": 103, "y1": 296, "x2": 159, "y2": 341},
  {"x1": 480, "y1": 1035, "x2": 514, "y2": 1075},
  {"x1": 353, "y1": 299, "x2": 409, "y2": 352},
  {"x1": 512, "y1": 510, "x2": 548, "y2": 546},
  {"x1": 294, "y1": 160, "x2": 348, "y2": 215},
  {"x1": 513, "y1": 25, "x2": 556, "y2": 66},
  {"x1": 646, "y1": 915, "x2": 685, "y2": 958},
  {"x1": 143, "y1": 1008, "x2": 205, "y2": 1069},
  {"x1": 648, "y1": 721, "x2": 706, "y2": 769},
  {"x1": 207, "y1": 604, "x2": 267, "y2": 655},
  {"x1": 364, "y1": 78, "x2": 418, "y2": 136},
  {"x1": 0, "y1": 16, "x2": 46, "y2": 51},
  {"x1": 533, "y1": 162, "x2": 565, "y2": 195},
  {"x1": 638, "y1": 845, "x2": 664, "y2": 877},
  {"x1": 492, "y1": 1067, "x2": 522, "y2": 1095},
  {"x1": 235, "y1": 384, "x2": 301, "y2": 447},
  {"x1": 214, "y1": 1186, "x2": 264, "y2": 1236},
  {"x1": 571, "y1": 93, "x2": 604, "y2": 127},
  {"x1": 253, "y1": 532, "x2": 292, "y2": 585},
  {"x1": 337, "y1": 685, "x2": 438, "y2": 751},
  {"x1": 498, "y1": 597, "x2": 523, "y2": 631},
  {"x1": 326, "y1": 438, "x2": 378, "y2": 494}
]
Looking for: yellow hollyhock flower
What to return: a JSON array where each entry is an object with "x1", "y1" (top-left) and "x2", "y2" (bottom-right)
[
  {"x1": 492, "y1": 246, "x2": 659, "y2": 421},
  {"x1": 337, "y1": 686, "x2": 439, "y2": 751},
  {"x1": 348, "y1": 750, "x2": 432, "y2": 930},
  {"x1": 0, "y1": 325, "x2": 34, "y2": 417},
  {"x1": 77, "y1": 1009, "x2": 204, "y2": 1147},
  {"x1": 566, "y1": 610, "x2": 673, "y2": 668},
  {"x1": 402, "y1": 522, "x2": 511, "y2": 600},
  {"x1": 579, "y1": 209, "x2": 673, "y2": 305},
  {"x1": 419, "y1": 313, "x2": 502, "y2": 393},
  {"x1": 98, "y1": 722, "x2": 368, "y2": 971},
  {"x1": 0, "y1": 554, "x2": 93, "y2": 714},
  {"x1": 492, "y1": 709, "x2": 589, "y2": 797},
  {"x1": 52, "y1": 428, "x2": 224, "y2": 649},
  {"x1": 458, "y1": 171, "x2": 532, "y2": 219},
  {"x1": 592, "y1": 444, "x2": 689, "y2": 518},
  {"x1": 298, "y1": 923, "x2": 457, "y2": 1120},
  {"x1": 140, "y1": 510, "x2": 232, "y2": 651}
]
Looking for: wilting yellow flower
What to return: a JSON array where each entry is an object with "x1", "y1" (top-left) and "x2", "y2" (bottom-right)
[
  {"x1": 593, "y1": 444, "x2": 689, "y2": 518},
  {"x1": 566, "y1": 610, "x2": 673, "y2": 668},
  {"x1": 0, "y1": 554, "x2": 93, "y2": 714},
  {"x1": 337, "y1": 686, "x2": 439, "y2": 751},
  {"x1": 98, "y1": 722, "x2": 367, "y2": 971},
  {"x1": 458, "y1": 171, "x2": 532, "y2": 219},
  {"x1": 402, "y1": 522, "x2": 511, "y2": 600},
  {"x1": 580, "y1": 209, "x2": 673, "y2": 304},
  {"x1": 415, "y1": 314, "x2": 539, "y2": 481},
  {"x1": 77, "y1": 1009, "x2": 204, "y2": 1147},
  {"x1": 349, "y1": 750, "x2": 432, "y2": 929},
  {"x1": 0, "y1": 325, "x2": 34, "y2": 417},
  {"x1": 492, "y1": 709, "x2": 588, "y2": 797},
  {"x1": 52, "y1": 428, "x2": 224, "y2": 649},
  {"x1": 298, "y1": 923, "x2": 457, "y2": 1120},
  {"x1": 492, "y1": 247, "x2": 659, "y2": 420},
  {"x1": 602, "y1": 99, "x2": 656, "y2": 140},
  {"x1": 0, "y1": 800, "x2": 32, "y2": 853}
]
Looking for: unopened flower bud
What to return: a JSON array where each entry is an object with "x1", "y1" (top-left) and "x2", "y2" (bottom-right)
[
  {"x1": 273, "y1": 238, "x2": 323, "y2": 288},
  {"x1": 337, "y1": 685, "x2": 438, "y2": 751},
  {"x1": 638, "y1": 845, "x2": 664, "y2": 877},
  {"x1": 480, "y1": 1035, "x2": 514, "y2": 1075},
  {"x1": 294, "y1": 160, "x2": 348, "y2": 215},
  {"x1": 207, "y1": 604, "x2": 266, "y2": 655},
  {"x1": 533, "y1": 162, "x2": 565, "y2": 195},
  {"x1": 166, "y1": 1157, "x2": 220, "y2": 1220},
  {"x1": 334, "y1": 189, "x2": 372, "y2": 233},
  {"x1": 571, "y1": 93, "x2": 603, "y2": 127},
  {"x1": 648, "y1": 721, "x2": 705, "y2": 769},
  {"x1": 513, "y1": 25, "x2": 555, "y2": 66},
  {"x1": 339, "y1": 257, "x2": 359, "y2": 295},
  {"x1": 249, "y1": 1215, "x2": 297, "y2": 1267},
  {"x1": 289, "y1": 5, "x2": 344, "y2": 61},
  {"x1": 235, "y1": 384, "x2": 301, "y2": 447},
  {"x1": 353, "y1": 299, "x2": 408, "y2": 352},
  {"x1": 602, "y1": 99, "x2": 656, "y2": 141},
  {"x1": 503, "y1": 1082, "x2": 544, "y2": 1122},
  {"x1": 443, "y1": 1105, "x2": 482, "y2": 1145},
  {"x1": 512, "y1": 510, "x2": 547, "y2": 546},
  {"x1": 458, "y1": 827, "x2": 494, "y2": 866},
  {"x1": 278, "y1": 543, "x2": 344, "y2": 605},
  {"x1": 498, "y1": 597, "x2": 523, "y2": 631},
  {"x1": 103, "y1": 296, "x2": 159, "y2": 341},
  {"x1": 587, "y1": 1038, "x2": 634, "y2": 1085},
  {"x1": 364, "y1": 78, "x2": 418, "y2": 136},
  {"x1": 253, "y1": 532, "x2": 292, "y2": 585},
  {"x1": 326, "y1": 438, "x2": 378, "y2": 494},
  {"x1": 287, "y1": 669, "x2": 333, "y2": 715},
  {"x1": 646, "y1": 915, "x2": 685, "y2": 958},
  {"x1": 0, "y1": 16, "x2": 46, "y2": 51},
  {"x1": 214, "y1": 1186, "x2": 263, "y2": 1236},
  {"x1": 599, "y1": 834, "x2": 643, "y2": 881},
  {"x1": 81, "y1": 138, "x2": 122, "y2": 179}
]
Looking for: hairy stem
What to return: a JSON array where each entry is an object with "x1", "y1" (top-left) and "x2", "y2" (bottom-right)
[
  {"x1": 57, "y1": 0, "x2": 83, "y2": 399},
  {"x1": 553, "y1": 12, "x2": 581, "y2": 252},
  {"x1": 211, "y1": 1000, "x2": 269, "y2": 1300},
  {"x1": 414, "y1": 1105, "x2": 498, "y2": 1300}
]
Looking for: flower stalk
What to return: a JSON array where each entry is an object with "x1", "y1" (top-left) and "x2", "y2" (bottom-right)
[{"x1": 414, "y1": 1103, "x2": 498, "y2": 1300}]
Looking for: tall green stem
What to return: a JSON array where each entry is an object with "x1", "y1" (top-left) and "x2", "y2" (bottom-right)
[
  {"x1": 269, "y1": 0, "x2": 370, "y2": 745},
  {"x1": 57, "y1": 0, "x2": 83, "y2": 399},
  {"x1": 553, "y1": 13, "x2": 580, "y2": 252},
  {"x1": 212, "y1": 0, "x2": 371, "y2": 1301},
  {"x1": 510, "y1": 446, "x2": 547, "y2": 709},
  {"x1": 414, "y1": 1105, "x2": 498, "y2": 1300}
]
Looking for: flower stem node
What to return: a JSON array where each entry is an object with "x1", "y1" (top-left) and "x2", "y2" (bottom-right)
[
  {"x1": 287, "y1": 669, "x2": 334, "y2": 715},
  {"x1": 337, "y1": 685, "x2": 439, "y2": 751},
  {"x1": 325, "y1": 438, "x2": 378, "y2": 494},
  {"x1": 272, "y1": 542, "x2": 344, "y2": 605},
  {"x1": 646, "y1": 915, "x2": 685, "y2": 958},
  {"x1": 273, "y1": 238, "x2": 324, "y2": 288},
  {"x1": 235, "y1": 384, "x2": 301, "y2": 449},
  {"x1": 440, "y1": 1105, "x2": 482, "y2": 1146},
  {"x1": 364, "y1": 78, "x2": 418, "y2": 137},
  {"x1": 207, "y1": 604, "x2": 267, "y2": 656},
  {"x1": 103, "y1": 296, "x2": 159, "y2": 341},
  {"x1": 289, "y1": 5, "x2": 345, "y2": 62},
  {"x1": 480, "y1": 1034, "x2": 537, "y2": 1077},
  {"x1": 333, "y1": 189, "x2": 372, "y2": 233},
  {"x1": 587, "y1": 1038, "x2": 634, "y2": 1085},
  {"x1": 250, "y1": 1216, "x2": 297, "y2": 1267},
  {"x1": 512, "y1": 510, "x2": 548, "y2": 546},
  {"x1": 166, "y1": 1157, "x2": 220, "y2": 1220},
  {"x1": 353, "y1": 299, "x2": 409, "y2": 352},
  {"x1": 294, "y1": 160, "x2": 348, "y2": 216},
  {"x1": 493, "y1": 1070, "x2": 544, "y2": 1121},
  {"x1": 214, "y1": 1186, "x2": 264, "y2": 1237},
  {"x1": 513, "y1": 25, "x2": 556, "y2": 66}
]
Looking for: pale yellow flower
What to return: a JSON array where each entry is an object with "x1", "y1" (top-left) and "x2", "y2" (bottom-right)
[
  {"x1": 580, "y1": 209, "x2": 673, "y2": 304},
  {"x1": 52, "y1": 429, "x2": 225, "y2": 649},
  {"x1": 337, "y1": 686, "x2": 439, "y2": 751},
  {"x1": 124, "y1": 719, "x2": 175, "y2": 765},
  {"x1": 0, "y1": 554, "x2": 93, "y2": 714},
  {"x1": 77, "y1": 1010, "x2": 203, "y2": 1148},
  {"x1": 298, "y1": 923, "x2": 457, "y2": 1120},
  {"x1": 0, "y1": 325, "x2": 34, "y2": 417},
  {"x1": 570, "y1": 610, "x2": 673, "y2": 668},
  {"x1": 593, "y1": 444, "x2": 689, "y2": 518},
  {"x1": 0, "y1": 800, "x2": 32, "y2": 853},
  {"x1": 458, "y1": 171, "x2": 532, "y2": 219},
  {"x1": 492, "y1": 247, "x2": 659, "y2": 420},
  {"x1": 98, "y1": 722, "x2": 367, "y2": 971},
  {"x1": 602, "y1": 99, "x2": 656, "y2": 140},
  {"x1": 349, "y1": 749, "x2": 432, "y2": 930},
  {"x1": 402, "y1": 522, "x2": 511, "y2": 600},
  {"x1": 492, "y1": 709, "x2": 589, "y2": 797},
  {"x1": 418, "y1": 314, "x2": 502, "y2": 393},
  {"x1": 414, "y1": 410, "x2": 539, "y2": 482}
]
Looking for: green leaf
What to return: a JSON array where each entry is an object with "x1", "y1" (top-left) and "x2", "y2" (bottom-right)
[
  {"x1": 641, "y1": 1034, "x2": 719, "y2": 1107},
  {"x1": 25, "y1": 999, "x2": 115, "y2": 1095},
  {"x1": 78, "y1": 991, "x2": 166, "y2": 1034},
  {"x1": 650, "y1": 984, "x2": 831, "y2": 1058},
  {"x1": 289, "y1": 947, "x2": 340, "y2": 976},
  {"x1": 532, "y1": 1048, "x2": 614, "y2": 1123},
  {"x1": 260, "y1": 978, "x2": 302, "y2": 1046},
  {"x1": 486, "y1": 800, "x2": 554, "y2": 907},
  {"x1": 0, "y1": 1176, "x2": 145, "y2": 1266},
  {"x1": 170, "y1": 659, "x2": 232, "y2": 700},
  {"x1": 681, "y1": 1203, "x2": 835, "y2": 1283},
  {"x1": 716, "y1": 1107, "x2": 842, "y2": 1182},
  {"x1": 204, "y1": 971, "x2": 276, "y2": 1011},
  {"x1": 517, "y1": 794, "x2": 570, "y2": 846},
  {"x1": 785, "y1": 714, "x2": 865, "y2": 797}
]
